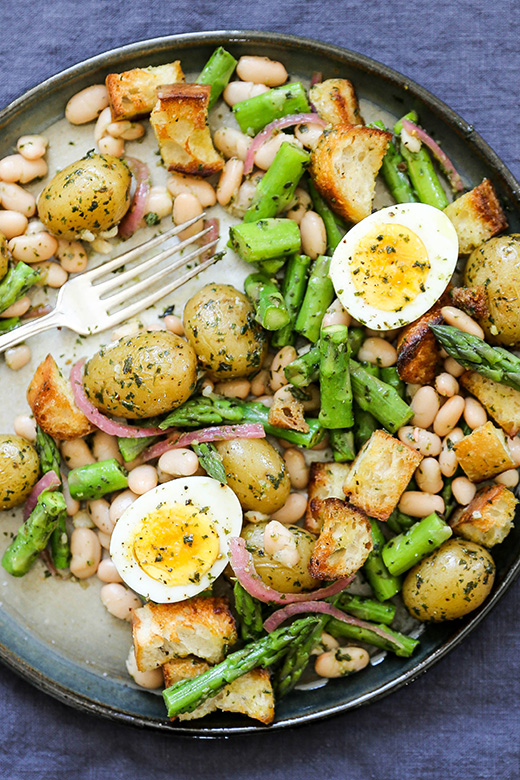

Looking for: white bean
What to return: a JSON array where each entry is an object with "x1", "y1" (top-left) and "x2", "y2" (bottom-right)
[
  {"x1": 17, "y1": 135, "x2": 48, "y2": 161},
  {"x1": 0, "y1": 154, "x2": 47, "y2": 183},
  {"x1": 33, "y1": 261, "x2": 68, "y2": 288},
  {"x1": 435, "y1": 372, "x2": 459, "y2": 397},
  {"x1": 250, "y1": 369, "x2": 270, "y2": 397},
  {"x1": 65, "y1": 84, "x2": 109, "y2": 125},
  {"x1": 223, "y1": 81, "x2": 270, "y2": 106},
  {"x1": 312, "y1": 632, "x2": 340, "y2": 655},
  {"x1": 410, "y1": 386, "x2": 440, "y2": 429},
  {"x1": 128, "y1": 465, "x2": 158, "y2": 495},
  {"x1": 0, "y1": 210, "x2": 28, "y2": 238},
  {"x1": 358, "y1": 337, "x2": 397, "y2": 368},
  {"x1": 0, "y1": 182, "x2": 36, "y2": 216},
  {"x1": 109, "y1": 489, "x2": 138, "y2": 524},
  {"x1": 255, "y1": 134, "x2": 302, "y2": 170},
  {"x1": 97, "y1": 556, "x2": 123, "y2": 583},
  {"x1": 439, "y1": 427, "x2": 464, "y2": 477},
  {"x1": 507, "y1": 436, "x2": 520, "y2": 466},
  {"x1": 229, "y1": 178, "x2": 259, "y2": 217},
  {"x1": 415, "y1": 457, "x2": 444, "y2": 494},
  {"x1": 243, "y1": 510, "x2": 271, "y2": 524},
  {"x1": 13, "y1": 414, "x2": 36, "y2": 442},
  {"x1": 0, "y1": 295, "x2": 30, "y2": 318},
  {"x1": 88, "y1": 498, "x2": 114, "y2": 535},
  {"x1": 167, "y1": 172, "x2": 217, "y2": 208},
  {"x1": 283, "y1": 449, "x2": 310, "y2": 490},
  {"x1": 56, "y1": 238, "x2": 88, "y2": 273},
  {"x1": 106, "y1": 120, "x2": 138, "y2": 138},
  {"x1": 61, "y1": 438, "x2": 95, "y2": 469},
  {"x1": 98, "y1": 135, "x2": 125, "y2": 158},
  {"x1": 441, "y1": 306, "x2": 484, "y2": 339},
  {"x1": 100, "y1": 583, "x2": 141, "y2": 621},
  {"x1": 214, "y1": 378, "x2": 251, "y2": 399},
  {"x1": 433, "y1": 395, "x2": 465, "y2": 437},
  {"x1": 315, "y1": 647, "x2": 369, "y2": 678},
  {"x1": 5, "y1": 345, "x2": 31, "y2": 371},
  {"x1": 146, "y1": 186, "x2": 173, "y2": 219},
  {"x1": 300, "y1": 210, "x2": 326, "y2": 259},
  {"x1": 494, "y1": 469, "x2": 520, "y2": 488},
  {"x1": 398, "y1": 491, "x2": 445, "y2": 517},
  {"x1": 172, "y1": 193, "x2": 203, "y2": 239},
  {"x1": 92, "y1": 431, "x2": 122, "y2": 464},
  {"x1": 216, "y1": 158, "x2": 244, "y2": 207},
  {"x1": 322, "y1": 299, "x2": 351, "y2": 329},
  {"x1": 398, "y1": 426, "x2": 442, "y2": 457},
  {"x1": 164, "y1": 314, "x2": 184, "y2": 335},
  {"x1": 158, "y1": 448, "x2": 199, "y2": 477},
  {"x1": 294, "y1": 123, "x2": 324, "y2": 149},
  {"x1": 270, "y1": 493, "x2": 307, "y2": 524},
  {"x1": 72, "y1": 509, "x2": 94, "y2": 529},
  {"x1": 263, "y1": 520, "x2": 300, "y2": 567},
  {"x1": 62, "y1": 475, "x2": 80, "y2": 516},
  {"x1": 236, "y1": 56, "x2": 287, "y2": 86},
  {"x1": 94, "y1": 106, "x2": 112, "y2": 143},
  {"x1": 98, "y1": 530, "x2": 112, "y2": 550},
  {"x1": 451, "y1": 476, "x2": 477, "y2": 505},
  {"x1": 270, "y1": 346, "x2": 297, "y2": 392},
  {"x1": 213, "y1": 127, "x2": 252, "y2": 162},
  {"x1": 126, "y1": 648, "x2": 163, "y2": 689},
  {"x1": 444, "y1": 356, "x2": 465, "y2": 378},
  {"x1": 8, "y1": 232, "x2": 58, "y2": 263},
  {"x1": 463, "y1": 397, "x2": 487, "y2": 430},
  {"x1": 70, "y1": 528, "x2": 101, "y2": 579}
]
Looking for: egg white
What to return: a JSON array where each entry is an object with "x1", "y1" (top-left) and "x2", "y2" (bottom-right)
[
  {"x1": 110, "y1": 476, "x2": 243, "y2": 603},
  {"x1": 330, "y1": 203, "x2": 459, "y2": 330}
]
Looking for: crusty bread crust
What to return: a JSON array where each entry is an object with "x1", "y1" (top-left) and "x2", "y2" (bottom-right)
[
  {"x1": 309, "y1": 497, "x2": 372, "y2": 580},
  {"x1": 450, "y1": 484, "x2": 517, "y2": 548},
  {"x1": 309, "y1": 79, "x2": 364, "y2": 126},
  {"x1": 396, "y1": 298, "x2": 447, "y2": 385},
  {"x1": 106, "y1": 61, "x2": 185, "y2": 121},
  {"x1": 454, "y1": 421, "x2": 516, "y2": 481},
  {"x1": 460, "y1": 371, "x2": 520, "y2": 437},
  {"x1": 268, "y1": 386, "x2": 309, "y2": 433},
  {"x1": 305, "y1": 461, "x2": 350, "y2": 534},
  {"x1": 443, "y1": 178, "x2": 507, "y2": 255}
]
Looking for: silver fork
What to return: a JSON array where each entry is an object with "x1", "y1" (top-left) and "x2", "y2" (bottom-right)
[{"x1": 0, "y1": 215, "x2": 219, "y2": 353}]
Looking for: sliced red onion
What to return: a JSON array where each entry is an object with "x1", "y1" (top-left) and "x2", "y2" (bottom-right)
[
  {"x1": 118, "y1": 157, "x2": 151, "y2": 239},
  {"x1": 310, "y1": 71, "x2": 322, "y2": 87},
  {"x1": 263, "y1": 600, "x2": 404, "y2": 652},
  {"x1": 24, "y1": 471, "x2": 61, "y2": 520},
  {"x1": 70, "y1": 360, "x2": 174, "y2": 438},
  {"x1": 141, "y1": 423, "x2": 265, "y2": 462},
  {"x1": 199, "y1": 218, "x2": 220, "y2": 260},
  {"x1": 401, "y1": 119, "x2": 464, "y2": 192},
  {"x1": 229, "y1": 536, "x2": 353, "y2": 605},
  {"x1": 243, "y1": 113, "x2": 327, "y2": 174},
  {"x1": 22, "y1": 304, "x2": 53, "y2": 320}
]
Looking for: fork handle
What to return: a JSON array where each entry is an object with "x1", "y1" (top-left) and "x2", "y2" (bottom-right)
[{"x1": 0, "y1": 309, "x2": 64, "y2": 353}]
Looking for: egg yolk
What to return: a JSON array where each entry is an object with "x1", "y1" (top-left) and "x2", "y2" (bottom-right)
[
  {"x1": 349, "y1": 223, "x2": 430, "y2": 312},
  {"x1": 131, "y1": 502, "x2": 220, "y2": 587}
]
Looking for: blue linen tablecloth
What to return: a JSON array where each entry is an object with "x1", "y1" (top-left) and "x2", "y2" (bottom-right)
[{"x1": 1, "y1": 1, "x2": 519, "y2": 777}]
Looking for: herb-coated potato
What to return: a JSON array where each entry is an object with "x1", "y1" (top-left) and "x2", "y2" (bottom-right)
[
  {"x1": 83, "y1": 331, "x2": 197, "y2": 419},
  {"x1": 402, "y1": 538, "x2": 495, "y2": 622},
  {"x1": 183, "y1": 284, "x2": 267, "y2": 379},
  {"x1": 0, "y1": 232, "x2": 8, "y2": 281},
  {"x1": 37, "y1": 153, "x2": 132, "y2": 240},
  {"x1": 242, "y1": 521, "x2": 320, "y2": 593},
  {"x1": 215, "y1": 438, "x2": 290, "y2": 513},
  {"x1": 0, "y1": 435, "x2": 40, "y2": 510},
  {"x1": 465, "y1": 234, "x2": 520, "y2": 346}
]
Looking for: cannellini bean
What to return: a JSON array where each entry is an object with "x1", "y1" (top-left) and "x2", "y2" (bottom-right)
[
  {"x1": 300, "y1": 210, "x2": 326, "y2": 259},
  {"x1": 270, "y1": 346, "x2": 297, "y2": 392},
  {"x1": 98, "y1": 530, "x2": 112, "y2": 550},
  {"x1": 255, "y1": 134, "x2": 302, "y2": 170},
  {"x1": 441, "y1": 306, "x2": 484, "y2": 339},
  {"x1": 94, "y1": 106, "x2": 112, "y2": 142},
  {"x1": 223, "y1": 80, "x2": 270, "y2": 106},
  {"x1": 229, "y1": 178, "x2": 259, "y2": 217},
  {"x1": 300, "y1": 383, "x2": 321, "y2": 412},
  {"x1": 109, "y1": 489, "x2": 138, "y2": 524},
  {"x1": 100, "y1": 583, "x2": 141, "y2": 621},
  {"x1": 98, "y1": 135, "x2": 125, "y2": 157},
  {"x1": 398, "y1": 491, "x2": 445, "y2": 517},
  {"x1": 72, "y1": 509, "x2": 95, "y2": 529},
  {"x1": 61, "y1": 438, "x2": 95, "y2": 469},
  {"x1": 0, "y1": 295, "x2": 30, "y2": 318},
  {"x1": 164, "y1": 314, "x2": 184, "y2": 335},
  {"x1": 56, "y1": 237, "x2": 88, "y2": 273},
  {"x1": 439, "y1": 427, "x2": 464, "y2": 477},
  {"x1": 5, "y1": 345, "x2": 31, "y2": 371},
  {"x1": 172, "y1": 193, "x2": 203, "y2": 239},
  {"x1": 283, "y1": 448, "x2": 309, "y2": 489},
  {"x1": 0, "y1": 210, "x2": 28, "y2": 238},
  {"x1": 213, "y1": 127, "x2": 252, "y2": 162},
  {"x1": 214, "y1": 378, "x2": 251, "y2": 399},
  {"x1": 70, "y1": 527, "x2": 101, "y2": 579},
  {"x1": 128, "y1": 465, "x2": 158, "y2": 495},
  {"x1": 236, "y1": 56, "x2": 287, "y2": 86},
  {"x1": 8, "y1": 232, "x2": 58, "y2": 263},
  {"x1": 406, "y1": 383, "x2": 421, "y2": 400},
  {"x1": 400, "y1": 127, "x2": 422, "y2": 153},
  {"x1": 92, "y1": 431, "x2": 122, "y2": 464},
  {"x1": 126, "y1": 647, "x2": 163, "y2": 689},
  {"x1": 435, "y1": 372, "x2": 459, "y2": 397},
  {"x1": 312, "y1": 433, "x2": 330, "y2": 451},
  {"x1": 201, "y1": 378, "x2": 215, "y2": 397},
  {"x1": 444, "y1": 356, "x2": 465, "y2": 378},
  {"x1": 216, "y1": 158, "x2": 244, "y2": 206},
  {"x1": 315, "y1": 647, "x2": 370, "y2": 678},
  {"x1": 451, "y1": 476, "x2": 477, "y2": 505},
  {"x1": 65, "y1": 84, "x2": 109, "y2": 125},
  {"x1": 494, "y1": 469, "x2": 520, "y2": 488},
  {"x1": 258, "y1": 395, "x2": 275, "y2": 408},
  {"x1": 415, "y1": 457, "x2": 444, "y2": 494},
  {"x1": 106, "y1": 120, "x2": 140, "y2": 138},
  {"x1": 62, "y1": 475, "x2": 80, "y2": 516},
  {"x1": 97, "y1": 556, "x2": 123, "y2": 583},
  {"x1": 270, "y1": 492, "x2": 308, "y2": 524},
  {"x1": 410, "y1": 386, "x2": 440, "y2": 429},
  {"x1": 322, "y1": 299, "x2": 351, "y2": 329},
  {"x1": 433, "y1": 395, "x2": 465, "y2": 437},
  {"x1": 167, "y1": 172, "x2": 217, "y2": 208},
  {"x1": 17, "y1": 135, "x2": 48, "y2": 161},
  {"x1": 13, "y1": 414, "x2": 36, "y2": 442},
  {"x1": 244, "y1": 510, "x2": 271, "y2": 524},
  {"x1": 0, "y1": 154, "x2": 47, "y2": 184},
  {"x1": 294, "y1": 123, "x2": 324, "y2": 149},
  {"x1": 507, "y1": 436, "x2": 520, "y2": 466},
  {"x1": 33, "y1": 261, "x2": 68, "y2": 288},
  {"x1": 0, "y1": 182, "x2": 36, "y2": 216},
  {"x1": 311, "y1": 632, "x2": 340, "y2": 655},
  {"x1": 398, "y1": 426, "x2": 442, "y2": 457},
  {"x1": 358, "y1": 337, "x2": 397, "y2": 368},
  {"x1": 263, "y1": 520, "x2": 300, "y2": 567},
  {"x1": 463, "y1": 397, "x2": 487, "y2": 430},
  {"x1": 158, "y1": 448, "x2": 199, "y2": 477},
  {"x1": 146, "y1": 186, "x2": 173, "y2": 219},
  {"x1": 88, "y1": 498, "x2": 114, "y2": 535},
  {"x1": 250, "y1": 369, "x2": 270, "y2": 397}
]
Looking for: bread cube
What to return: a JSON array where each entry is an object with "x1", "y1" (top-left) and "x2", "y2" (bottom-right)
[
  {"x1": 460, "y1": 371, "x2": 520, "y2": 437},
  {"x1": 309, "y1": 78, "x2": 363, "y2": 126},
  {"x1": 268, "y1": 386, "x2": 308, "y2": 433},
  {"x1": 454, "y1": 421, "x2": 516, "y2": 481},
  {"x1": 309, "y1": 497, "x2": 373, "y2": 579},
  {"x1": 443, "y1": 179, "x2": 507, "y2": 255},
  {"x1": 106, "y1": 61, "x2": 184, "y2": 121},
  {"x1": 450, "y1": 484, "x2": 517, "y2": 547},
  {"x1": 396, "y1": 296, "x2": 448, "y2": 385},
  {"x1": 305, "y1": 461, "x2": 350, "y2": 533}
]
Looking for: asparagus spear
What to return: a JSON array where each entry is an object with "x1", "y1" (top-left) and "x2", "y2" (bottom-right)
[
  {"x1": 197, "y1": 46, "x2": 237, "y2": 109},
  {"x1": 0, "y1": 262, "x2": 40, "y2": 314},
  {"x1": 67, "y1": 458, "x2": 129, "y2": 500},
  {"x1": 275, "y1": 611, "x2": 331, "y2": 698},
  {"x1": 431, "y1": 324, "x2": 520, "y2": 392},
  {"x1": 0, "y1": 317, "x2": 20, "y2": 333},
  {"x1": 294, "y1": 254, "x2": 335, "y2": 342},
  {"x1": 233, "y1": 581, "x2": 264, "y2": 641},
  {"x1": 255, "y1": 257, "x2": 286, "y2": 275},
  {"x1": 233, "y1": 82, "x2": 311, "y2": 135},
  {"x1": 354, "y1": 407, "x2": 378, "y2": 449},
  {"x1": 244, "y1": 142, "x2": 310, "y2": 223},
  {"x1": 349, "y1": 360, "x2": 414, "y2": 433},
  {"x1": 118, "y1": 435, "x2": 158, "y2": 463},
  {"x1": 307, "y1": 179, "x2": 346, "y2": 253},
  {"x1": 318, "y1": 324, "x2": 354, "y2": 429},
  {"x1": 191, "y1": 442, "x2": 227, "y2": 484},
  {"x1": 382, "y1": 512, "x2": 453, "y2": 576},
  {"x1": 271, "y1": 253, "x2": 311, "y2": 348},
  {"x1": 363, "y1": 519, "x2": 402, "y2": 602},
  {"x1": 244, "y1": 272, "x2": 291, "y2": 331},
  {"x1": 327, "y1": 619, "x2": 418, "y2": 657},
  {"x1": 229, "y1": 218, "x2": 301, "y2": 265},
  {"x1": 283, "y1": 327, "x2": 364, "y2": 387},
  {"x1": 329, "y1": 429, "x2": 356, "y2": 462},
  {"x1": 379, "y1": 367, "x2": 406, "y2": 399},
  {"x1": 35, "y1": 426, "x2": 71, "y2": 569},
  {"x1": 387, "y1": 508, "x2": 416, "y2": 534},
  {"x1": 348, "y1": 326, "x2": 365, "y2": 358},
  {"x1": 335, "y1": 593, "x2": 396, "y2": 626},
  {"x1": 50, "y1": 512, "x2": 71, "y2": 569},
  {"x1": 394, "y1": 113, "x2": 448, "y2": 210},
  {"x1": 371, "y1": 120, "x2": 417, "y2": 204},
  {"x1": 2, "y1": 491, "x2": 67, "y2": 577},
  {"x1": 163, "y1": 616, "x2": 319, "y2": 717},
  {"x1": 35, "y1": 426, "x2": 61, "y2": 479}
]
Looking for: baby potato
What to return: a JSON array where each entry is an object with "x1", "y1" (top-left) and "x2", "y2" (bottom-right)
[
  {"x1": 402, "y1": 538, "x2": 495, "y2": 622},
  {"x1": 183, "y1": 284, "x2": 267, "y2": 379},
  {"x1": 37, "y1": 152, "x2": 131, "y2": 239},
  {"x1": 83, "y1": 331, "x2": 197, "y2": 419},
  {"x1": 0, "y1": 435, "x2": 40, "y2": 510},
  {"x1": 242, "y1": 521, "x2": 320, "y2": 593},
  {"x1": 0, "y1": 232, "x2": 9, "y2": 281},
  {"x1": 215, "y1": 438, "x2": 290, "y2": 513}
]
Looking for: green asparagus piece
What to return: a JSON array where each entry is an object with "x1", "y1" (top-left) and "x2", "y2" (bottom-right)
[
  {"x1": 318, "y1": 324, "x2": 354, "y2": 428},
  {"x1": 284, "y1": 346, "x2": 321, "y2": 387},
  {"x1": 329, "y1": 429, "x2": 356, "y2": 462},
  {"x1": 229, "y1": 218, "x2": 301, "y2": 265},
  {"x1": 382, "y1": 512, "x2": 453, "y2": 576},
  {"x1": 431, "y1": 324, "x2": 520, "y2": 392},
  {"x1": 349, "y1": 360, "x2": 413, "y2": 433},
  {"x1": 442, "y1": 477, "x2": 457, "y2": 521},
  {"x1": 294, "y1": 255, "x2": 335, "y2": 342},
  {"x1": 35, "y1": 427, "x2": 70, "y2": 569},
  {"x1": 271, "y1": 253, "x2": 311, "y2": 348},
  {"x1": 359, "y1": 360, "x2": 379, "y2": 378},
  {"x1": 233, "y1": 581, "x2": 264, "y2": 641},
  {"x1": 244, "y1": 272, "x2": 290, "y2": 331},
  {"x1": 372, "y1": 120, "x2": 418, "y2": 204},
  {"x1": 197, "y1": 46, "x2": 237, "y2": 109},
  {"x1": 394, "y1": 113, "x2": 448, "y2": 209},
  {"x1": 393, "y1": 111, "x2": 419, "y2": 136},
  {"x1": 35, "y1": 426, "x2": 61, "y2": 478},
  {"x1": 0, "y1": 317, "x2": 20, "y2": 333},
  {"x1": 0, "y1": 262, "x2": 40, "y2": 314},
  {"x1": 191, "y1": 442, "x2": 227, "y2": 484},
  {"x1": 363, "y1": 519, "x2": 402, "y2": 602},
  {"x1": 118, "y1": 435, "x2": 158, "y2": 463},
  {"x1": 275, "y1": 611, "x2": 331, "y2": 698},
  {"x1": 327, "y1": 619, "x2": 418, "y2": 657},
  {"x1": 68, "y1": 458, "x2": 128, "y2": 500},
  {"x1": 380, "y1": 367, "x2": 405, "y2": 399},
  {"x1": 50, "y1": 512, "x2": 71, "y2": 569},
  {"x1": 335, "y1": 593, "x2": 396, "y2": 626},
  {"x1": 354, "y1": 407, "x2": 378, "y2": 449},
  {"x1": 233, "y1": 82, "x2": 311, "y2": 136},
  {"x1": 2, "y1": 491, "x2": 67, "y2": 577},
  {"x1": 387, "y1": 508, "x2": 416, "y2": 533},
  {"x1": 163, "y1": 616, "x2": 319, "y2": 717},
  {"x1": 244, "y1": 142, "x2": 310, "y2": 223},
  {"x1": 348, "y1": 327, "x2": 365, "y2": 358},
  {"x1": 255, "y1": 257, "x2": 287, "y2": 275},
  {"x1": 308, "y1": 179, "x2": 346, "y2": 252}
]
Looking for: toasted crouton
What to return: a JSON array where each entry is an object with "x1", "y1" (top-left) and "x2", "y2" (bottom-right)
[
  {"x1": 309, "y1": 497, "x2": 372, "y2": 579},
  {"x1": 305, "y1": 461, "x2": 350, "y2": 533},
  {"x1": 132, "y1": 597, "x2": 237, "y2": 672},
  {"x1": 26, "y1": 354, "x2": 94, "y2": 440},
  {"x1": 449, "y1": 286, "x2": 490, "y2": 322},
  {"x1": 343, "y1": 429, "x2": 422, "y2": 521},
  {"x1": 150, "y1": 84, "x2": 223, "y2": 176},
  {"x1": 460, "y1": 371, "x2": 520, "y2": 437},
  {"x1": 396, "y1": 298, "x2": 446, "y2": 384},
  {"x1": 454, "y1": 421, "x2": 516, "y2": 482},
  {"x1": 450, "y1": 484, "x2": 517, "y2": 548},
  {"x1": 163, "y1": 657, "x2": 274, "y2": 724},
  {"x1": 310, "y1": 123, "x2": 392, "y2": 224},
  {"x1": 106, "y1": 61, "x2": 185, "y2": 121},
  {"x1": 309, "y1": 79, "x2": 363, "y2": 126},
  {"x1": 268, "y1": 386, "x2": 309, "y2": 433},
  {"x1": 443, "y1": 179, "x2": 508, "y2": 254}
]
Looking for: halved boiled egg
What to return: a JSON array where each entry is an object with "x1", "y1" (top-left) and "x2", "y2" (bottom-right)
[
  {"x1": 110, "y1": 476, "x2": 243, "y2": 603},
  {"x1": 329, "y1": 203, "x2": 459, "y2": 330}
]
